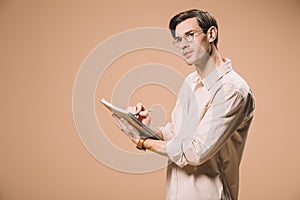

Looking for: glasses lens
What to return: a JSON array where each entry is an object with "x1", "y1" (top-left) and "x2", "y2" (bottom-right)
[
  {"x1": 185, "y1": 32, "x2": 195, "y2": 43},
  {"x1": 172, "y1": 37, "x2": 181, "y2": 46},
  {"x1": 172, "y1": 31, "x2": 200, "y2": 47}
]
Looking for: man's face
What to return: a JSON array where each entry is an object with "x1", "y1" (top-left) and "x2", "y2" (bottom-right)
[{"x1": 174, "y1": 17, "x2": 210, "y2": 65}]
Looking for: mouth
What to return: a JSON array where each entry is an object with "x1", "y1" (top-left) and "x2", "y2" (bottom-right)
[{"x1": 183, "y1": 50, "x2": 193, "y2": 58}]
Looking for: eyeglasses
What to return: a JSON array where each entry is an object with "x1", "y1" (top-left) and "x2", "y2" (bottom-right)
[{"x1": 172, "y1": 30, "x2": 203, "y2": 47}]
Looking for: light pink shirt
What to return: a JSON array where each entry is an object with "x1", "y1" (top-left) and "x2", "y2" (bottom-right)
[{"x1": 161, "y1": 59, "x2": 255, "y2": 200}]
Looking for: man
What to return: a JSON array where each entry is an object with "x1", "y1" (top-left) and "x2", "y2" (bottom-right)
[{"x1": 114, "y1": 9, "x2": 255, "y2": 200}]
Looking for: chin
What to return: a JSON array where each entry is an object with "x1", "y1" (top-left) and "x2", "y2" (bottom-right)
[
  {"x1": 185, "y1": 57, "x2": 196, "y2": 65},
  {"x1": 185, "y1": 60, "x2": 193, "y2": 65}
]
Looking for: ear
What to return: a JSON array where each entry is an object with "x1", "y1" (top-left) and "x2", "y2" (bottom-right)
[{"x1": 207, "y1": 26, "x2": 217, "y2": 44}]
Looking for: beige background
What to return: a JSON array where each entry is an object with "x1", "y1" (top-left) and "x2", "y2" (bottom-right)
[{"x1": 1, "y1": 0, "x2": 300, "y2": 199}]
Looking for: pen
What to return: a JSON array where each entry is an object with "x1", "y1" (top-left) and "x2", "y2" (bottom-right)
[{"x1": 133, "y1": 109, "x2": 153, "y2": 116}]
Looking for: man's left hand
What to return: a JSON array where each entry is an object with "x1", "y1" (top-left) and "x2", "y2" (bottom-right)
[{"x1": 112, "y1": 114, "x2": 139, "y2": 144}]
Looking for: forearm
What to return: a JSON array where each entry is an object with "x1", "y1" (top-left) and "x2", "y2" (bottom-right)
[
  {"x1": 149, "y1": 126, "x2": 164, "y2": 140},
  {"x1": 143, "y1": 138, "x2": 168, "y2": 157}
]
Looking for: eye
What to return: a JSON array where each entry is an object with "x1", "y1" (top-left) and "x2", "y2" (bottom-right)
[{"x1": 185, "y1": 32, "x2": 195, "y2": 41}]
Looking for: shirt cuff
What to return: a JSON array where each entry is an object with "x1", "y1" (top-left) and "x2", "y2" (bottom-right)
[
  {"x1": 159, "y1": 122, "x2": 175, "y2": 141},
  {"x1": 165, "y1": 138, "x2": 188, "y2": 168}
]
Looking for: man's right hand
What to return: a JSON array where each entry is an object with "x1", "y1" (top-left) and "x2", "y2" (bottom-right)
[{"x1": 127, "y1": 102, "x2": 151, "y2": 126}]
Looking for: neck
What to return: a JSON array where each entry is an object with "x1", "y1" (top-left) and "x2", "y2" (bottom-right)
[{"x1": 194, "y1": 45, "x2": 224, "y2": 79}]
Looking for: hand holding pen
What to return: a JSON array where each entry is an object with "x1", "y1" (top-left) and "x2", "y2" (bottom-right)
[
  {"x1": 127, "y1": 102, "x2": 152, "y2": 126},
  {"x1": 133, "y1": 109, "x2": 153, "y2": 116}
]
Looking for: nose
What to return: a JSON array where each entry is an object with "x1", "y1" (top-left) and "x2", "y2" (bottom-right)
[{"x1": 179, "y1": 42, "x2": 189, "y2": 51}]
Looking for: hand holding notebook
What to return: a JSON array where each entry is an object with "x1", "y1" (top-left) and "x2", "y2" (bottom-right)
[{"x1": 100, "y1": 98, "x2": 161, "y2": 140}]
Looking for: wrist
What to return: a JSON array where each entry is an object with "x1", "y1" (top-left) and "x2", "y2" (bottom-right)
[{"x1": 136, "y1": 137, "x2": 148, "y2": 151}]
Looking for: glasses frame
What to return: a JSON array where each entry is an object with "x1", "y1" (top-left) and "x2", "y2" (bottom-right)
[{"x1": 172, "y1": 30, "x2": 203, "y2": 47}]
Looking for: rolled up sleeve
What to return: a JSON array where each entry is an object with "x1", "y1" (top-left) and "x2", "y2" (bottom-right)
[
  {"x1": 159, "y1": 122, "x2": 175, "y2": 141},
  {"x1": 166, "y1": 88, "x2": 248, "y2": 168}
]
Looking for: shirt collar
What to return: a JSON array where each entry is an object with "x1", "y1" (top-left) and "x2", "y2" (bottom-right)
[
  {"x1": 200, "y1": 59, "x2": 233, "y2": 90},
  {"x1": 191, "y1": 72, "x2": 201, "y2": 83},
  {"x1": 190, "y1": 59, "x2": 233, "y2": 89}
]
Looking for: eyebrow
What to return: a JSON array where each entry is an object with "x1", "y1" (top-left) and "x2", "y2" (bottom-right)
[
  {"x1": 184, "y1": 30, "x2": 195, "y2": 35},
  {"x1": 175, "y1": 30, "x2": 197, "y2": 38}
]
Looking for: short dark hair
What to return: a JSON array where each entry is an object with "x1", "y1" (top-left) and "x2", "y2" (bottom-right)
[{"x1": 169, "y1": 9, "x2": 219, "y2": 47}]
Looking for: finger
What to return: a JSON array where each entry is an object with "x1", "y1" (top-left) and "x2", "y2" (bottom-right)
[
  {"x1": 126, "y1": 106, "x2": 135, "y2": 113},
  {"x1": 139, "y1": 110, "x2": 150, "y2": 117},
  {"x1": 130, "y1": 136, "x2": 139, "y2": 144},
  {"x1": 120, "y1": 118, "x2": 136, "y2": 132},
  {"x1": 128, "y1": 106, "x2": 141, "y2": 115},
  {"x1": 112, "y1": 114, "x2": 121, "y2": 125},
  {"x1": 112, "y1": 115, "x2": 128, "y2": 130},
  {"x1": 136, "y1": 102, "x2": 145, "y2": 113},
  {"x1": 112, "y1": 114, "x2": 119, "y2": 120},
  {"x1": 113, "y1": 117, "x2": 126, "y2": 130},
  {"x1": 119, "y1": 118, "x2": 135, "y2": 131},
  {"x1": 141, "y1": 117, "x2": 151, "y2": 126},
  {"x1": 119, "y1": 117, "x2": 129, "y2": 126}
]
